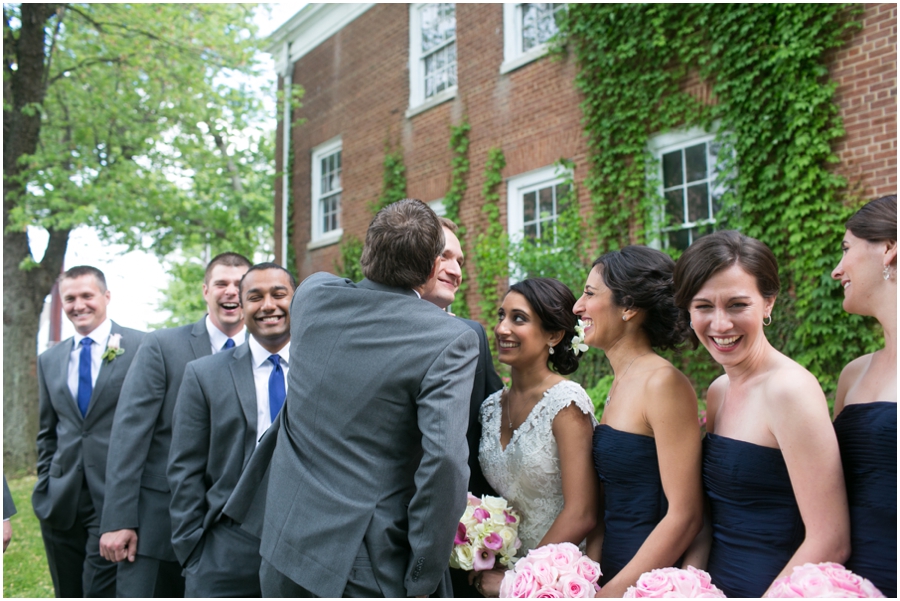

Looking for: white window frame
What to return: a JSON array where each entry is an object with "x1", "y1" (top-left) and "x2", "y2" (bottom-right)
[
  {"x1": 428, "y1": 198, "x2": 447, "y2": 217},
  {"x1": 407, "y1": 3, "x2": 458, "y2": 118},
  {"x1": 647, "y1": 125, "x2": 728, "y2": 251},
  {"x1": 501, "y1": 3, "x2": 566, "y2": 75},
  {"x1": 308, "y1": 136, "x2": 343, "y2": 249}
]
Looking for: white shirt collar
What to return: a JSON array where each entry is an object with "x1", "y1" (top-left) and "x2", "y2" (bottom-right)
[
  {"x1": 248, "y1": 334, "x2": 290, "y2": 367},
  {"x1": 206, "y1": 314, "x2": 246, "y2": 352},
  {"x1": 74, "y1": 318, "x2": 112, "y2": 346}
]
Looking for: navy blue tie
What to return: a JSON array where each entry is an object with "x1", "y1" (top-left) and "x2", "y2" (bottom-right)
[
  {"x1": 77, "y1": 338, "x2": 93, "y2": 417},
  {"x1": 267, "y1": 355, "x2": 285, "y2": 423},
  {"x1": 223, "y1": 338, "x2": 235, "y2": 350}
]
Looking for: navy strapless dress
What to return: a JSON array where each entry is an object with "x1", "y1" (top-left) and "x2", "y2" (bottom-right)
[
  {"x1": 593, "y1": 425, "x2": 669, "y2": 585},
  {"x1": 703, "y1": 433, "x2": 804, "y2": 598},
  {"x1": 834, "y1": 401, "x2": 897, "y2": 598}
]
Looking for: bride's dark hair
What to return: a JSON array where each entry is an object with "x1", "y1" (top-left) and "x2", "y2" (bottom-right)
[{"x1": 508, "y1": 278, "x2": 580, "y2": 375}]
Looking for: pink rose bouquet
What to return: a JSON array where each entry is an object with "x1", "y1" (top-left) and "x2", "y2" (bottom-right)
[
  {"x1": 498, "y1": 542, "x2": 601, "y2": 598},
  {"x1": 450, "y1": 493, "x2": 521, "y2": 571},
  {"x1": 623, "y1": 566, "x2": 725, "y2": 598},
  {"x1": 764, "y1": 562, "x2": 885, "y2": 598}
]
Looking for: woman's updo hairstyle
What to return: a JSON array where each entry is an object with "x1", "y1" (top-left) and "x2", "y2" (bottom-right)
[
  {"x1": 593, "y1": 246, "x2": 687, "y2": 350},
  {"x1": 673, "y1": 230, "x2": 780, "y2": 345},
  {"x1": 846, "y1": 195, "x2": 897, "y2": 245},
  {"x1": 508, "y1": 278, "x2": 580, "y2": 375}
]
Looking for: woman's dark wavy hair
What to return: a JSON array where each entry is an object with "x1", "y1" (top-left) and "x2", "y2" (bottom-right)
[
  {"x1": 593, "y1": 246, "x2": 688, "y2": 351},
  {"x1": 508, "y1": 278, "x2": 581, "y2": 375},
  {"x1": 846, "y1": 195, "x2": 896, "y2": 244}
]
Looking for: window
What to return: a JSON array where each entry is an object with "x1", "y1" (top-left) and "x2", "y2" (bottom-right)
[
  {"x1": 507, "y1": 164, "x2": 572, "y2": 246},
  {"x1": 309, "y1": 137, "x2": 342, "y2": 248},
  {"x1": 408, "y1": 3, "x2": 457, "y2": 116},
  {"x1": 428, "y1": 198, "x2": 446, "y2": 217},
  {"x1": 501, "y1": 3, "x2": 566, "y2": 74},
  {"x1": 648, "y1": 128, "x2": 726, "y2": 251}
]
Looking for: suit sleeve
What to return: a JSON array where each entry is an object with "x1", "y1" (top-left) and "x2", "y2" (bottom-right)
[
  {"x1": 34, "y1": 354, "x2": 58, "y2": 490},
  {"x1": 405, "y1": 327, "x2": 478, "y2": 596},
  {"x1": 167, "y1": 362, "x2": 211, "y2": 566},
  {"x1": 101, "y1": 334, "x2": 168, "y2": 534}
]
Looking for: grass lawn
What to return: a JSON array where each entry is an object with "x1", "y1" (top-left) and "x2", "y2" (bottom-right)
[{"x1": 3, "y1": 475, "x2": 54, "y2": 598}]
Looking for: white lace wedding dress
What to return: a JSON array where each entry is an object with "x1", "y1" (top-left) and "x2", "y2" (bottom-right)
[{"x1": 478, "y1": 379, "x2": 598, "y2": 554}]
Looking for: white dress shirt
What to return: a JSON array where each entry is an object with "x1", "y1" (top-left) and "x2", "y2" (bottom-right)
[
  {"x1": 206, "y1": 315, "x2": 246, "y2": 354},
  {"x1": 67, "y1": 318, "x2": 113, "y2": 402},
  {"x1": 248, "y1": 336, "x2": 289, "y2": 444}
]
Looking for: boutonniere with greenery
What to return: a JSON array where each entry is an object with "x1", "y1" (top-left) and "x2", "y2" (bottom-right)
[
  {"x1": 570, "y1": 320, "x2": 589, "y2": 356},
  {"x1": 102, "y1": 333, "x2": 125, "y2": 362}
]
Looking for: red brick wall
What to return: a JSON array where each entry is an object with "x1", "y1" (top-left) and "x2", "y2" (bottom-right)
[{"x1": 831, "y1": 4, "x2": 897, "y2": 199}]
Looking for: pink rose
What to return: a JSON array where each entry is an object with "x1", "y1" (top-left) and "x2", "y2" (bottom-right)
[
  {"x1": 821, "y1": 563, "x2": 885, "y2": 597},
  {"x1": 454, "y1": 522, "x2": 468, "y2": 546},
  {"x1": 558, "y1": 573, "x2": 595, "y2": 599},
  {"x1": 530, "y1": 558, "x2": 560, "y2": 587},
  {"x1": 630, "y1": 569, "x2": 674, "y2": 597},
  {"x1": 474, "y1": 507, "x2": 490, "y2": 522},
  {"x1": 573, "y1": 556, "x2": 602, "y2": 585},
  {"x1": 668, "y1": 568, "x2": 701, "y2": 597},
  {"x1": 468, "y1": 492, "x2": 482, "y2": 506},
  {"x1": 509, "y1": 569, "x2": 541, "y2": 598},
  {"x1": 499, "y1": 571, "x2": 516, "y2": 598},
  {"x1": 484, "y1": 532, "x2": 503, "y2": 551},
  {"x1": 788, "y1": 565, "x2": 835, "y2": 597},
  {"x1": 473, "y1": 548, "x2": 496, "y2": 572},
  {"x1": 685, "y1": 566, "x2": 713, "y2": 589},
  {"x1": 548, "y1": 543, "x2": 581, "y2": 568},
  {"x1": 527, "y1": 545, "x2": 555, "y2": 561},
  {"x1": 534, "y1": 585, "x2": 564, "y2": 598}
]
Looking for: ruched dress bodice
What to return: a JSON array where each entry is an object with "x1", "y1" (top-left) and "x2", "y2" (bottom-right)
[
  {"x1": 593, "y1": 425, "x2": 668, "y2": 585},
  {"x1": 479, "y1": 380, "x2": 597, "y2": 554},
  {"x1": 834, "y1": 401, "x2": 897, "y2": 598},
  {"x1": 703, "y1": 433, "x2": 804, "y2": 598}
]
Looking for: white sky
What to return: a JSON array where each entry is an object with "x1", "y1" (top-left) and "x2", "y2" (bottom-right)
[{"x1": 35, "y1": 4, "x2": 303, "y2": 351}]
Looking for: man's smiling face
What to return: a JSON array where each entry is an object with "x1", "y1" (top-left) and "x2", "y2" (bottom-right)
[
  {"x1": 203, "y1": 264, "x2": 248, "y2": 336},
  {"x1": 419, "y1": 226, "x2": 464, "y2": 310}
]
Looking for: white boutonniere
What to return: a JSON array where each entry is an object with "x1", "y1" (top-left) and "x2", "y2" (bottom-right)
[
  {"x1": 102, "y1": 333, "x2": 125, "y2": 362},
  {"x1": 570, "y1": 320, "x2": 589, "y2": 356}
]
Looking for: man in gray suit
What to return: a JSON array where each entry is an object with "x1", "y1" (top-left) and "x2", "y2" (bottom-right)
[
  {"x1": 259, "y1": 199, "x2": 479, "y2": 598},
  {"x1": 31, "y1": 266, "x2": 145, "y2": 597},
  {"x1": 168, "y1": 263, "x2": 296, "y2": 597},
  {"x1": 99, "y1": 252, "x2": 250, "y2": 597}
]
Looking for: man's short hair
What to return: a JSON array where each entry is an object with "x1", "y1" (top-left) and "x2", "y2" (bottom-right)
[
  {"x1": 439, "y1": 217, "x2": 459, "y2": 234},
  {"x1": 59, "y1": 265, "x2": 107, "y2": 292},
  {"x1": 204, "y1": 252, "x2": 252, "y2": 284},
  {"x1": 239, "y1": 262, "x2": 298, "y2": 299},
  {"x1": 360, "y1": 198, "x2": 444, "y2": 289}
]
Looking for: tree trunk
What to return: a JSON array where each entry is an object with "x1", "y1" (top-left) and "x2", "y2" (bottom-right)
[{"x1": 3, "y1": 4, "x2": 63, "y2": 474}]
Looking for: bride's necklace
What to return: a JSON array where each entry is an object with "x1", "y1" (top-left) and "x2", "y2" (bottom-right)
[
  {"x1": 505, "y1": 374, "x2": 554, "y2": 430},
  {"x1": 605, "y1": 352, "x2": 650, "y2": 406}
]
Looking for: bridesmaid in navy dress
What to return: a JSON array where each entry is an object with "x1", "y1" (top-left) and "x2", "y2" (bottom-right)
[
  {"x1": 573, "y1": 247, "x2": 702, "y2": 598},
  {"x1": 675, "y1": 231, "x2": 850, "y2": 598},
  {"x1": 831, "y1": 195, "x2": 897, "y2": 597}
]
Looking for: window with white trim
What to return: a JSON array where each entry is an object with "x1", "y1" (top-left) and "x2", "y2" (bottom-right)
[
  {"x1": 501, "y1": 3, "x2": 566, "y2": 74},
  {"x1": 648, "y1": 128, "x2": 727, "y2": 251},
  {"x1": 408, "y1": 3, "x2": 457, "y2": 115},
  {"x1": 507, "y1": 164, "x2": 572, "y2": 246},
  {"x1": 310, "y1": 137, "x2": 342, "y2": 247}
]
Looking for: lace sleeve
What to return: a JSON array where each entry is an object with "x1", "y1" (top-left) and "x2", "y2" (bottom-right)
[{"x1": 546, "y1": 381, "x2": 599, "y2": 427}]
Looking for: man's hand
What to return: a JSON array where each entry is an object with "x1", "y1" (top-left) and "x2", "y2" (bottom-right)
[
  {"x1": 3, "y1": 519, "x2": 11, "y2": 552},
  {"x1": 99, "y1": 529, "x2": 138, "y2": 563}
]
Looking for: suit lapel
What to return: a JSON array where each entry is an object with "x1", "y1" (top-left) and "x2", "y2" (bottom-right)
[
  {"x1": 230, "y1": 344, "x2": 258, "y2": 456},
  {"x1": 53, "y1": 338, "x2": 80, "y2": 420},
  {"x1": 87, "y1": 324, "x2": 117, "y2": 417},
  {"x1": 189, "y1": 316, "x2": 212, "y2": 359}
]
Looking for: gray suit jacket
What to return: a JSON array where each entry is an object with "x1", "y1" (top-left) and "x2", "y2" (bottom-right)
[
  {"x1": 167, "y1": 342, "x2": 259, "y2": 566},
  {"x1": 260, "y1": 274, "x2": 478, "y2": 598},
  {"x1": 101, "y1": 318, "x2": 211, "y2": 562},
  {"x1": 31, "y1": 322, "x2": 145, "y2": 530},
  {"x1": 3, "y1": 476, "x2": 15, "y2": 520}
]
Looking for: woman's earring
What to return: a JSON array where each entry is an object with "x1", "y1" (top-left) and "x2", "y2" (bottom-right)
[
  {"x1": 622, "y1": 315, "x2": 627, "y2": 322},
  {"x1": 884, "y1": 265, "x2": 893, "y2": 281},
  {"x1": 763, "y1": 314, "x2": 773, "y2": 327},
  {"x1": 689, "y1": 321, "x2": 694, "y2": 330},
  {"x1": 548, "y1": 344, "x2": 555, "y2": 355}
]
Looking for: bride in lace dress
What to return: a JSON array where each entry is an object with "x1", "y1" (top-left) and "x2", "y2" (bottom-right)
[{"x1": 474, "y1": 278, "x2": 600, "y2": 597}]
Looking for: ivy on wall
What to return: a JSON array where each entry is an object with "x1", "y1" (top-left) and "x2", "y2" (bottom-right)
[
  {"x1": 473, "y1": 147, "x2": 509, "y2": 337},
  {"x1": 445, "y1": 119, "x2": 472, "y2": 318},
  {"x1": 557, "y1": 3, "x2": 877, "y2": 396}
]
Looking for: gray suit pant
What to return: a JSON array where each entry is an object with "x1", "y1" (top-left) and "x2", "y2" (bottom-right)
[
  {"x1": 184, "y1": 519, "x2": 261, "y2": 597},
  {"x1": 259, "y1": 542, "x2": 384, "y2": 598},
  {"x1": 39, "y1": 476, "x2": 116, "y2": 598},
  {"x1": 114, "y1": 554, "x2": 184, "y2": 598}
]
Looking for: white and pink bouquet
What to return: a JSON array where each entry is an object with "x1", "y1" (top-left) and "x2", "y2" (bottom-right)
[
  {"x1": 498, "y1": 542, "x2": 602, "y2": 598},
  {"x1": 764, "y1": 562, "x2": 885, "y2": 598},
  {"x1": 623, "y1": 566, "x2": 725, "y2": 598},
  {"x1": 450, "y1": 493, "x2": 521, "y2": 571}
]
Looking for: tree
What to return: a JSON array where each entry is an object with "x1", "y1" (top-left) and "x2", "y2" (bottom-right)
[{"x1": 3, "y1": 4, "x2": 275, "y2": 472}]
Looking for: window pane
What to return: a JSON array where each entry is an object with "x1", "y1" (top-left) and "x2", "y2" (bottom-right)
[
  {"x1": 662, "y1": 151, "x2": 683, "y2": 188},
  {"x1": 665, "y1": 189, "x2": 684, "y2": 226},
  {"x1": 687, "y1": 183, "x2": 709, "y2": 223},
  {"x1": 669, "y1": 228, "x2": 690, "y2": 251},
  {"x1": 684, "y1": 143, "x2": 707, "y2": 183},
  {"x1": 523, "y1": 191, "x2": 536, "y2": 222},
  {"x1": 522, "y1": 4, "x2": 561, "y2": 52},
  {"x1": 711, "y1": 191, "x2": 722, "y2": 217},
  {"x1": 524, "y1": 223, "x2": 538, "y2": 240},
  {"x1": 421, "y1": 3, "x2": 456, "y2": 53},
  {"x1": 538, "y1": 186, "x2": 554, "y2": 220},
  {"x1": 556, "y1": 183, "x2": 571, "y2": 212}
]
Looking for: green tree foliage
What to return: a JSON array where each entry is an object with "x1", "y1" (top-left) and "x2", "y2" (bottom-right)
[{"x1": 3, "y1": 3, "x2": 276, "y2": 471}]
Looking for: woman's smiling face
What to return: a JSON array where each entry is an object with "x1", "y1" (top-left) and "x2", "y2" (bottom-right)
[
  {"x1": 494, "y1": 291, "x2": 554, "y2": 367},
  {"x1": 689, "y1": 264, "x2": 775, "y2": 367},
  {"x1": 573, "y1": 266, "x2": 623, "y2": 352}
]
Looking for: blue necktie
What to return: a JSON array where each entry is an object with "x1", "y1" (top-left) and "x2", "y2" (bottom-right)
[
  {"x1": 267, "y1": 355, "x2": 285, "y2": 423},
  {"x1": 77, "y1": 338, "x2": 93, "y2": 417},
  {"x1": 223, "y1": 338, "x2": 235, "y2": 350}
]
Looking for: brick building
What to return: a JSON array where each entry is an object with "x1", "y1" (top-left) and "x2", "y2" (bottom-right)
[{"x1": 267, "y1": 3, "x2": 896, "y2": 315}]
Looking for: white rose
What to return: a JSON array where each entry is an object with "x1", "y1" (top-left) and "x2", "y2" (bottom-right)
[
  {"x1": 451, "y1": 544, "x2": 475, "y2": 571},
  {"x1": 481, "y1": 495, "x2": 509, "y2": 514}
]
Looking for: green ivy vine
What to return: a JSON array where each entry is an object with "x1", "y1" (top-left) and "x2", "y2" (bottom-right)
[
  {"x1": 558, "y1": 3, "x2": 877, "y2": 396},
  {"x1": 445, "y1": 119, "x2": 472, "y2": 318},
  {"x1": 473, "y1": 147, "x2": 508, "y2": 334}
]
